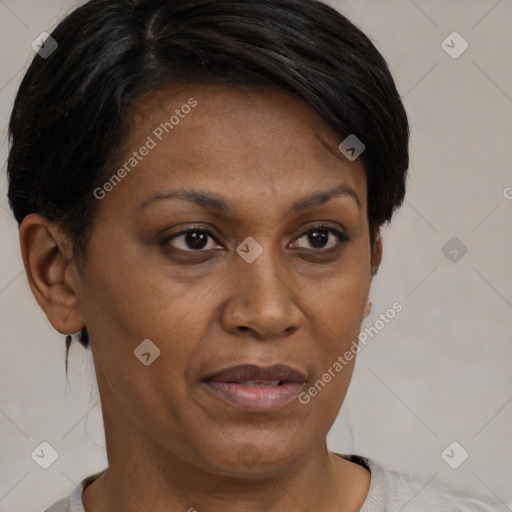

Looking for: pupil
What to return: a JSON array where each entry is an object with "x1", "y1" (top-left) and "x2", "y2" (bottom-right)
[
  {"x1": 309, "y1": 229, "x2": 328, "y2": 249},
  {"x1": 186, "y1": 231, "x2": 208, "y2": 250},
  {"x1": 183, "y1": 229, "x2": 329, "y2": 250}
]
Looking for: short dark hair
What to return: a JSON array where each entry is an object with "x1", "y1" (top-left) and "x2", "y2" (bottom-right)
[{"x1": 7, "y1": 0, "x2": 409, "y2": 368}]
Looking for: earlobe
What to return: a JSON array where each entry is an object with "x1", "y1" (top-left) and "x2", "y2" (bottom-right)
[
  {"x1": 364, "y1": 300, "x2": 372, "y2": 318},
  {"x1": 19, "y1": 214, "x2": 84, "y2": 335}
]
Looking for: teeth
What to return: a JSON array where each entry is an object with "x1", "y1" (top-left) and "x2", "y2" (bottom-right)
[{"x1": 238, "y1": 380, "x2": 282, "y2": 387}]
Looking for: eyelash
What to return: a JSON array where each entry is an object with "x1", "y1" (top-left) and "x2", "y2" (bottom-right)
[{"x1": 161, "y1": 224, "x2": 350, "y2": 255}]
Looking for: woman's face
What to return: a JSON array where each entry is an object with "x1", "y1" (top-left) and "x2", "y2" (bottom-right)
[{"x1": 72, "y1": 84, "x2": 376, "y2": 475}]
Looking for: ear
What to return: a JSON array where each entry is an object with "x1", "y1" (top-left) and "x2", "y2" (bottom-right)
[
  {"x1": 364, "y1": 230, "x2": 383, "y2": 318},
  {"x1": 19, "y1": 213, "x2": 85, "y2": 335},
  {"x1": 370, "y1": 230, "x2": 383, "y2": 279}
]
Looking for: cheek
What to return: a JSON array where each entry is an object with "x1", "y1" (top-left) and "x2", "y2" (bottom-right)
[
  {"x1": 307, "y1": 275, "x2": 368, "y2": 378},
  {"x1": 76, "y1": 247, "x2": 210, "y2": 400},
  {"x1": 81, "y1": 223, "x2": 370, "y2": 390},
  {"x1": 300, "y1": 242, "x2": 370, "y2": 396},
  {"x1": 81, "y1": 235, "x2": 212, "y2": 336},
  {"x1": 83, "y1": 229, "x2": 371, "y2": 364},
  {"x1": 296, "y1": 275, "x2": 367, "y2": 426},
  {"x1": 307, "y1": 241, "x2": 371, "y2": 337}
]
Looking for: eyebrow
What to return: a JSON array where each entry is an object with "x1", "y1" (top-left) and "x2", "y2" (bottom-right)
[{"x1": 139, "y1": 184, "x2": 361, "y2": 213}]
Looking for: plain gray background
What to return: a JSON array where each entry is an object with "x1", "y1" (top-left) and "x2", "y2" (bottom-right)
[{"x1": 0, "y1": 1, "x2": 511, "y2": 510}]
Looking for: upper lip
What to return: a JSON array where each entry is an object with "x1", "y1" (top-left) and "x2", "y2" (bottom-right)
[{"x1": 203, "y1": 364, "x2": 306, "y2": 383}]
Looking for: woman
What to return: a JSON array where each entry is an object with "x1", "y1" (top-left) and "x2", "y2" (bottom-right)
[{"x1": 6, "y1": 0, "x2": 507, "y2": 510}]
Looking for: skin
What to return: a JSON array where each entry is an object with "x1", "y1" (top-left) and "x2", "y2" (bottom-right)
[{"x1": 20, "y1": 84, "x2": 382, "y2": 512}]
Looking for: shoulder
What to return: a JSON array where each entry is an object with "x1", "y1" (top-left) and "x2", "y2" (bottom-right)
[
  {"x1": 43, "y1": 469, "x2": 106, "y2": 512},
  {"x1": 43, "y1": 495, "x2": 70, "y2": 512},
  {"x1": 342, "y1": 455, "x2": 509, "y2": 511}
]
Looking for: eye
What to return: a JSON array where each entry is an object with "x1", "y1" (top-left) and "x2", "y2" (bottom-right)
[
  {"x1": 164, "y1": 227, "x2": 222, "y2": 252},
  {"x1": 162, "y1": 224, "x2": 349, "y2": 254},
  {"x1": 290, "y1": 225, "x2": 349, "y2": 251}
]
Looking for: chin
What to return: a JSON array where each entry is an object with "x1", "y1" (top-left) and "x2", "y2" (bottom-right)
[{"x1": 194, "y1": 434, "x2": 307, "y2": 477}]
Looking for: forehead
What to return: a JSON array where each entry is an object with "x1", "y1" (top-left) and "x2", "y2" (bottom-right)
[{"x1": 101, "y1": 84, "x2": 367, "y2": 215}]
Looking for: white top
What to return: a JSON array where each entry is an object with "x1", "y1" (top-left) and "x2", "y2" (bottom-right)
[{"x1": 44, "y1": 455, "x2": 508, "y2": 511}]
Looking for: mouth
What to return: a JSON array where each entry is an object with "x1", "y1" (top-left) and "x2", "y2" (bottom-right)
[{"x1": 201, "y1": 364, "x2": 306, "y2": 413}]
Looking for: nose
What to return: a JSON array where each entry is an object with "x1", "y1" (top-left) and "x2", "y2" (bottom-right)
[{"x1": 220, "y1": 243, "x2": 303, "y2": 340}]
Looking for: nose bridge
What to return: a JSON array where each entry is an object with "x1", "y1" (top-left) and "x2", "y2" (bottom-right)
[
  {"x1": 238, "y1": 235, "x2": 289, "y2": 301},
  {"x1": 225, "y1": 236, "x2": 301, "y2": 337}
]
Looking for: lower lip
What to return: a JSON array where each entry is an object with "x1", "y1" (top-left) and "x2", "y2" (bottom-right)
[{"x1": 202, "y1": 381, "x2": 303, "y2": 412}]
